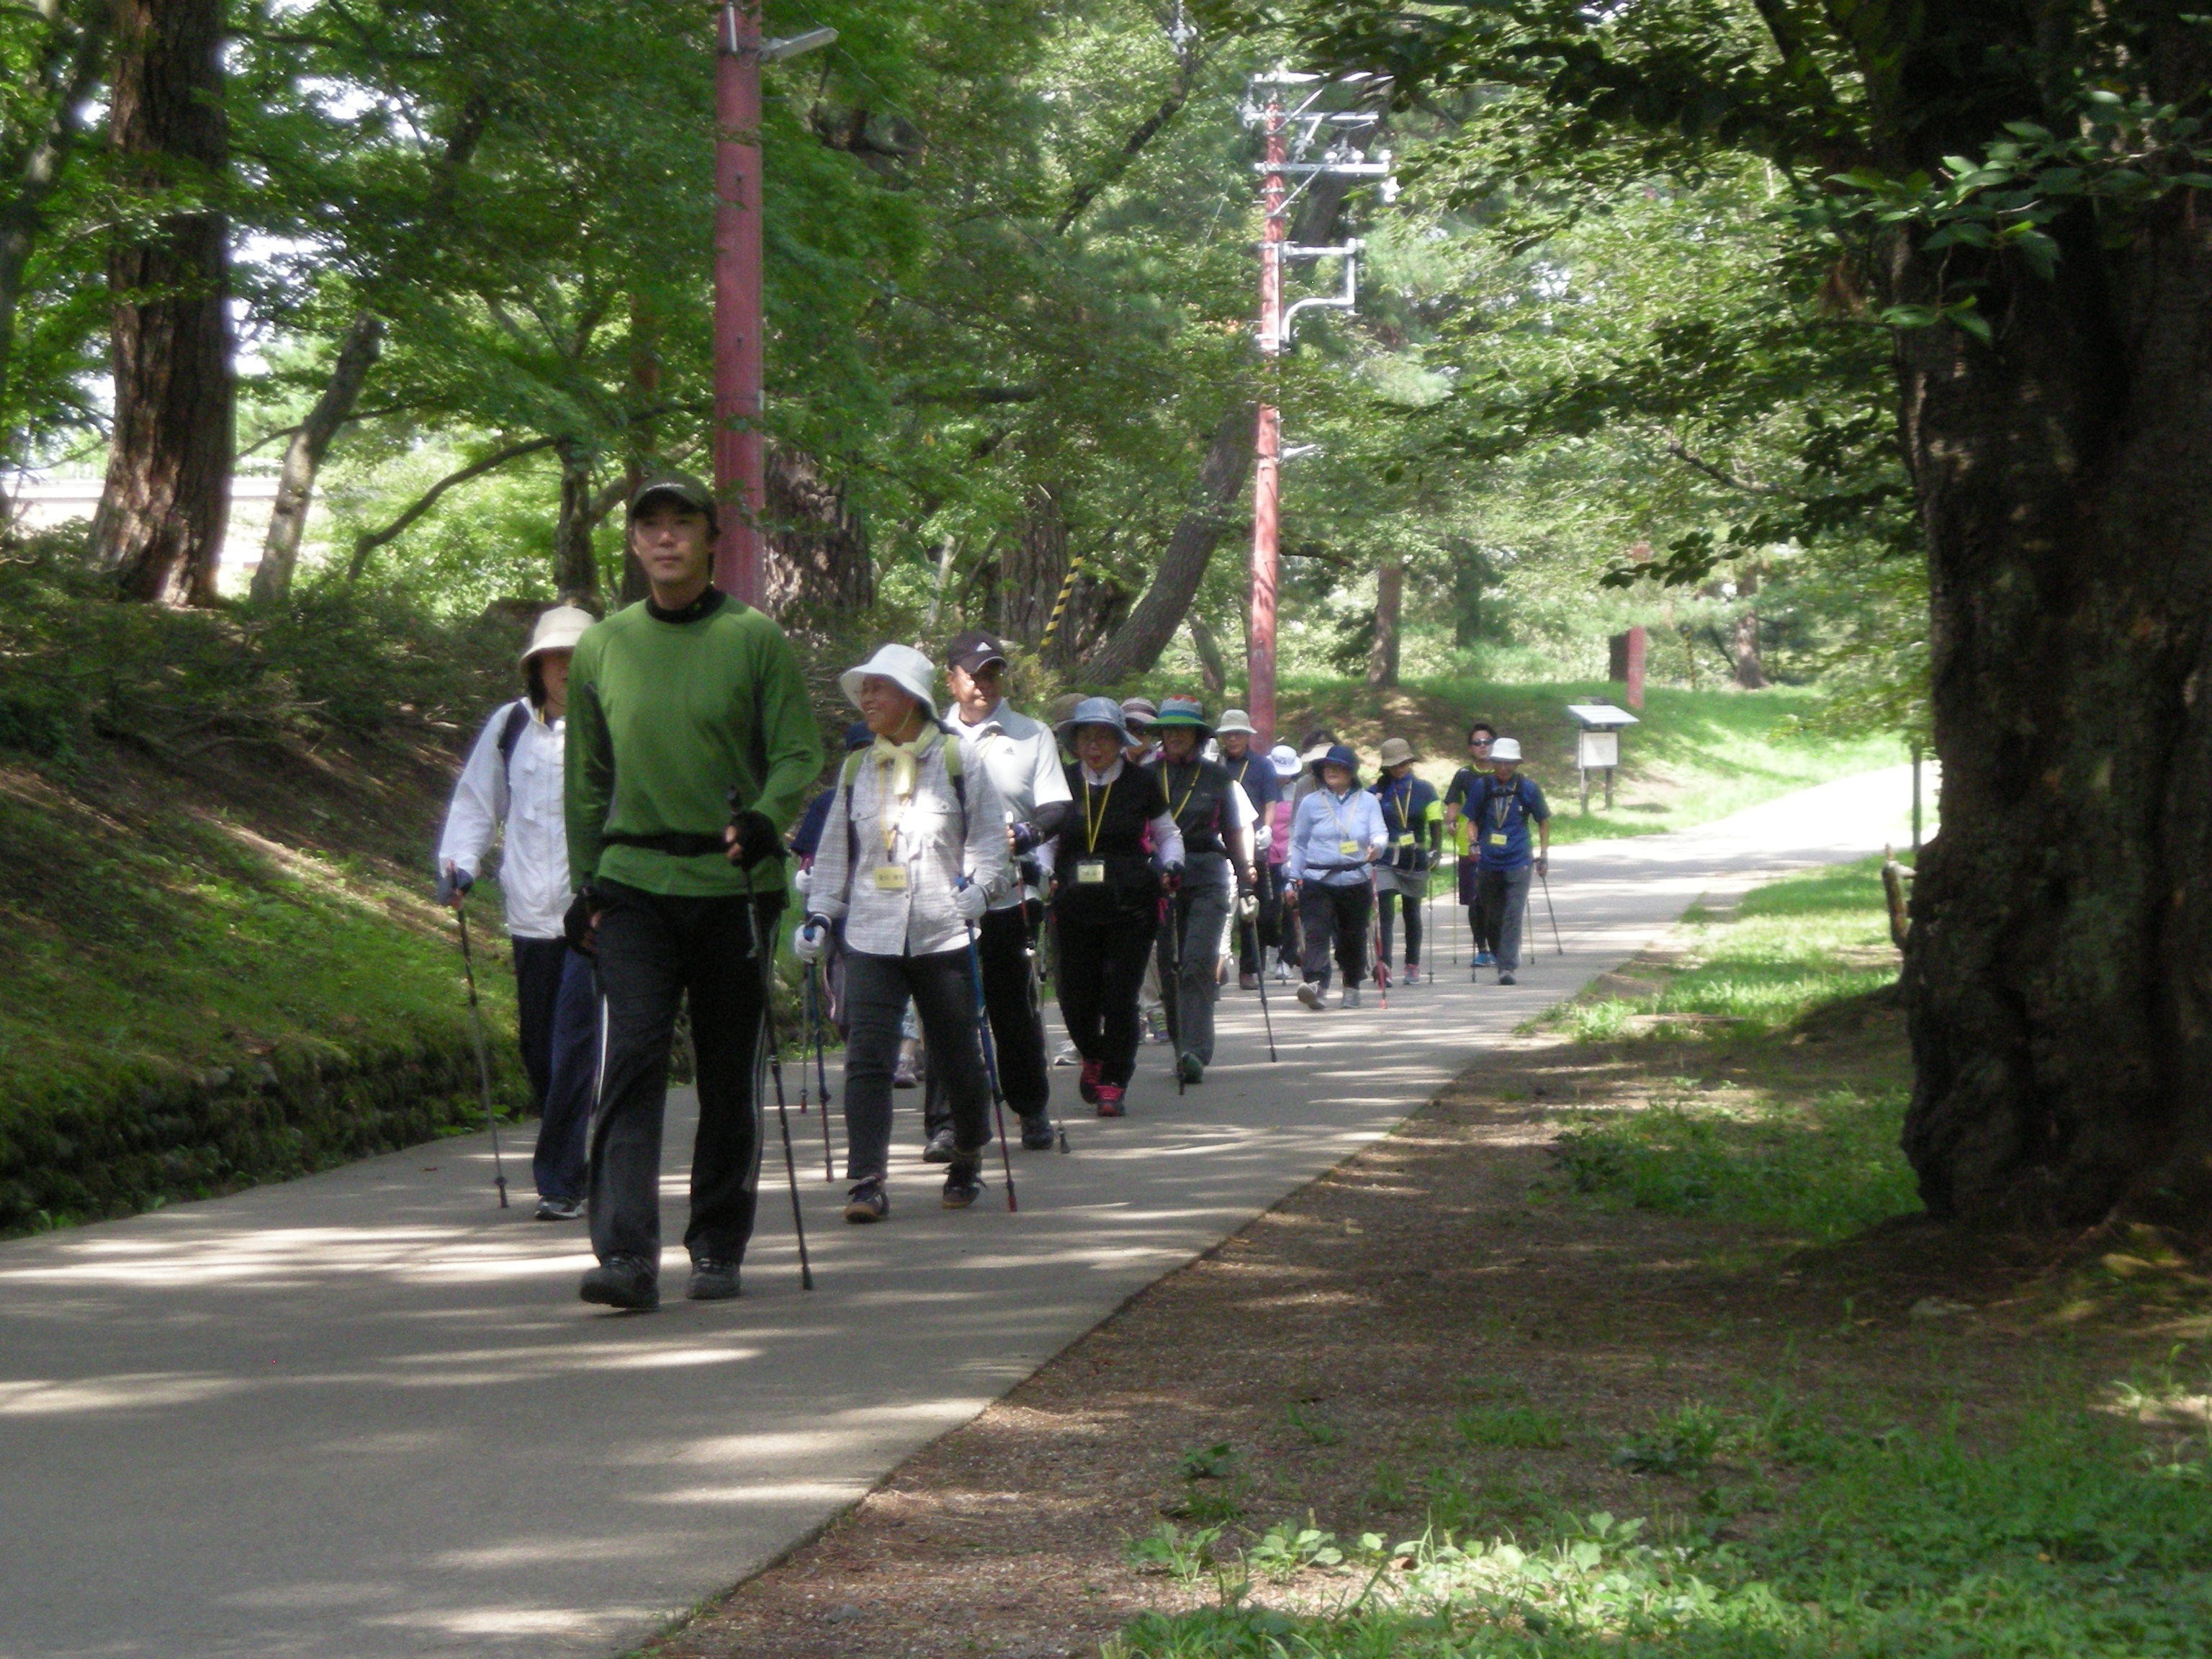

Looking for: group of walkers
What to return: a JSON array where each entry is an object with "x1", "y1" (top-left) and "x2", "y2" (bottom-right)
[{"x1": 437, "y1": 472, "x2": 1555, "y2": 1312}]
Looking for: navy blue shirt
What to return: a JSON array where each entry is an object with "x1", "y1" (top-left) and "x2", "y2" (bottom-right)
[
  {"x1": 1222, "y1": 749, "x2": 1280, "y2": 814},
  {"x1": 1466, "y1": 773, "x2": 1550, "y2": 870}
]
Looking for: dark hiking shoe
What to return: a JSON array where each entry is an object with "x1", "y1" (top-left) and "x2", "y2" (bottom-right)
[
  {"x1": 1498, "y1": 971, "x2": 1518, "y2": 986},
  {"x1": 1296, "y1": 980, "x2": 1325, "y2": 1011},
  {"x1": 687, "y1": 1259, "x2": 742, "y2": 1300},
  {"x1": 1019, "y1": 1112, "x2": 1056, "y2": 1151},
  {"x1": 922, "y1": 1125, "x2": 958, "y2": 1164},
  {"x1": 1079, "y1": 1058, "x2": 1102, "y2": 1104},
  {"x1": 1177, "y1": 1053, "x2": 1204, "y2": 1084},
  {"x1": 534, "y1": 1195, "x2": 584, "y2": 1221},
  {"x1": 1095, "y1": 1083, "x2": 1126, "y2": 1118},
  {"x1": 941, "y1": 1159, "x2": 984, "y2": 1209},
  {"x1": 1238, "y1": 972, "x2": 1259, "y2": 991},
  {"x1": 580, "y1": 1256, "x2": 658, "y2": 1311},
  {"x1": 843, "y1": 1177, "x2": 889, "y2": 1223}
]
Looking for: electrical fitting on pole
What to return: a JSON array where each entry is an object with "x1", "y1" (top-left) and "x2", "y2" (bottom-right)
[{"x1": 1238, "y1": 68, "x2": 1397, "y2": 747}]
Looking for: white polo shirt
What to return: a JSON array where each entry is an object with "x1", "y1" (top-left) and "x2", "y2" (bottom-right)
[{"x1": 952, "y1": 698, "x2": 1073, "y2": 912}]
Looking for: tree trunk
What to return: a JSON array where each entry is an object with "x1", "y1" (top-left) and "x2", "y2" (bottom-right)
[
  {"x1": 552, "y1": 439, "x2": 598, "y2": 603},
  {"x1": 1001, "y1": 484, "x2": 1069, "y2": 645},
  {"x1": 1367, "y1": 554, "x2": 1401, "y2": 688},
  {"x1": 1190, "y1": 613, "x2": 1228, "y2": 698},
  {"x1": 619, "y1": 289, "x2": 660, "y2": 605},
  {"x1": 251, "y1": 313, "x2": 384, "y2": 603},
  {"x1": 763, "y1": 445, "x2": 873, "y2": 631},
  {"x1": 1080, "y1": 404, "x2": 1254, "y2": 685},
  {"x1": 1728, "y1": 611, "x2": 1767, "y2": 689},
  {"x1": 1885, "y1": 31, "x2": 2212, "y2": 1227},
  {"x1": 95, "y1": 0, "x2": 233, "y2": 606}
]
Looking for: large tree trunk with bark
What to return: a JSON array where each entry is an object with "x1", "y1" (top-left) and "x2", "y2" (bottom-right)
[
  {"x1": 1080, "y1": 405, "x2": 1254, "y2": 685},
  {"x1": 1884, "y1": 17, "x2": 2212, "y2": 1227},
  {"x1": 552, "y1": 439, "x2": 598, "y2": 603},
  {"x1": 251, "y1": 312, "x2": 383, "y2": 603},
  {"x1": 94, "y1": 0, "x2": 232, "y2": 606},
  {"x1": 763, "y1": 445, "x2": 872, "y2": 636},
  {"x1": 1001, "y1": 484, "x2": 1069, "y2": 645},
  {"x1": 1367, "y1": 553, "x2": 1402, "y2": 688}
]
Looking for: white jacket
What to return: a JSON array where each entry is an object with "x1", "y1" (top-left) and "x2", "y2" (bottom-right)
[
  {"x1": 808, "y1": 727, "x2": 1011, "y2": 958},
  {"x1": 437, "y1": 699, "x2": 572, "y2": 940}
]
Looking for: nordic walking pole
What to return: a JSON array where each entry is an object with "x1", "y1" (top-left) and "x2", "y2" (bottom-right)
[
  {"x1": 806, "y1": 961, "x2": 834, "y2": 1180},
  {"x1": 453, "y1": 903, "x2": 510, "y2": 1209},
  {"x1": 1246, "y1": 912, "x2": 1278, "y2": 1062},
  {"x1": 1539, "y1": 863, "x2": 1565, "y2": 958},
  {"x1": 758, "y1": 932, "x2": 815, "y2": 1290},
  {"x1": 1161, "y1": 886, "x2": 1186, "y2": 1096},
  {"x1": 1024, "y1": 929, "x2": 1071, "y2": 1152},
  {"x1": 1366, "y1": 868, "x2": 1390, "y2": 1011},
  {"x1": 960, "y1": 907, "x2": 1020, "y2": 1213}
]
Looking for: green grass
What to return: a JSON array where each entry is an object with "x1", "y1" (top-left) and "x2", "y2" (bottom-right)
[
  {"x1": 0, "y1": 783, "x2": 523, "y2": 1233},
  {"x1": 1106, "y1": 1406, "x2": 2212, "y2": 1657},
  {"x1": 1274, "y1": 676, "x2": 1908, "y2": 845},
  {"x1": 1538, "y1": 857, "x2": 1918, "y2": 1245}
]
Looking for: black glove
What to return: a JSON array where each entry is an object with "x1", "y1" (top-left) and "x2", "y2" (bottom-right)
[
  {"x1": 726, "y1": 804, "x2": 786, "y2": 868},
  {"x1": 563, "y1": 886, "x2": 600, "y2": 956},
  {"x1": 1160, "y1": 861, "x2": 1184, "y2": 894},
  {"x1": 1010, "y1": 819, "x2": 1045, "y2": 854},
  {"x1": 434, "y1": 867, "x2": 473, "y2": 906}
]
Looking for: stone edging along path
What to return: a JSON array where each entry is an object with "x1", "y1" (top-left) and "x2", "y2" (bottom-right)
[{"x1": 0, "y1": 768, "x2": 1911, "y2": 1659}]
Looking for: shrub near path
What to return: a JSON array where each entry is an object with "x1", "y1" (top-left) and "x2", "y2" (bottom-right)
[{"x1": 644, "y1": 860, "x2": 2212, "y2": 1659}]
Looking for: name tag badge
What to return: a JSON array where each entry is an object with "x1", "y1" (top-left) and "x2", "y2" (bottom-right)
[
  {"x1": 1487, "y1": 832, "x2": 1509, "y2": 848},
  {"x1": 1393, "y1": 834, "x2": 1415, "y2": 848},
  {"x1": 872, "y1": 864, "x2": 909, "y2": 891},
  {"x1": 1339, "y1": 840, "x2": 1362, "y2": 858},
  {"x1": 1076, "y1": 860, "x2": 1107, "y2": 884}
]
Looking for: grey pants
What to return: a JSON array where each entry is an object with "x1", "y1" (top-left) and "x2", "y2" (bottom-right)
[
  {"x1": 842, "y1": 948, "x2": 992, "y2": 1182},
  {"x1": 1156, "y1": 882, "x2": 1232, "y2": 1064},
  {"x1": 1473, "y1": 864, "x2": 1533, "y2": 972}
]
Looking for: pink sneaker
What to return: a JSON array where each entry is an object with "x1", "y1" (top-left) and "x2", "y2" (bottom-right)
[
  {"x1": 1079, "y1": 1058, "x2": 1102, "y2": 1104},
  {"x1": 1095, "y1": 1083, "x2": 1126, "y2": 1118},
  {"x1": 1404, "y1": 963, "x2": 1421, "y2": 985}
]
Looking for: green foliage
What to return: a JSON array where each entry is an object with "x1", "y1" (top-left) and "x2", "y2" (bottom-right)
[{"x1": 1110, "y1": 1415, "x2": 2212, "y2": 1657}]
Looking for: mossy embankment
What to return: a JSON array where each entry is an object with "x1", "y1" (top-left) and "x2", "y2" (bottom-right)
[{"x1": 0, "y1": 551, "x2": 531, "y2": 1235}]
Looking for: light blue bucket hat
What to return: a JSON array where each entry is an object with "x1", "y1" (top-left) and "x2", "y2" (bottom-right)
[{"x1": 1055, "y1": 694, "x2": 1132, "y2": 748}]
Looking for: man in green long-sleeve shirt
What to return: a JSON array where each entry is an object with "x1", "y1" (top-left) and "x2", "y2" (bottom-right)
[{"x1": 563, "y1": 471, "x2": 824, "y2": 1311}]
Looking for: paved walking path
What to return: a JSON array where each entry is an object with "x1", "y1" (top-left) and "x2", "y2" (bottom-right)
[{"x1": 0, "y1": 769, "x2": 1915, "y2": 1658}]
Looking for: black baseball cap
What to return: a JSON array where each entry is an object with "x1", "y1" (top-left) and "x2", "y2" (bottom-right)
[
  {"x1": 627, "y1": 471, "x2": 720, "y2": 534},
  {"x1": 947, "y1": 629, "x2": 1010, "y2": 675}
]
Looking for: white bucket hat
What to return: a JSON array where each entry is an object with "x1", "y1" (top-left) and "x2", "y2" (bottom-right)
[
  {"x1": 1269, "y1": 742, "x2": 1302, "y2": 779},
  {"x1": 519, "y1": 604, "x2": 594, "y2": 663},
  {"x1": 1489, "y1": 737, "x2": 1523, "y2": 762},
  {"x1": 840, "y1": 643, "x2": 939, "y2": 721},
  {"x1": 1215, "y1": 708, "x2": 1258, "y2": 737}
]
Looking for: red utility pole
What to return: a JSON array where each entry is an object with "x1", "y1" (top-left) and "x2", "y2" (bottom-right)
[
  {"x1": 713, "y1": 1, "x2": 767, "y2": 608},
  {"x1": 1247, "y1": 96, "x2": 1286, "y2": 749}
]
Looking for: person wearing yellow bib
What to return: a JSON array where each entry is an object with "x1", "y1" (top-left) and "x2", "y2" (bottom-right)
[
  {"x1": 1465, "y1": 737, "x2": 1551, "y2": 986},
  {"x1": 1048, "y1": 697, "x2": 1184, "y2": 1117},
  {"x1": 1283, "y1": 745, "x2": 1390, "y2": 1010},
  {"x1": 795, "y1": 644, "x2": 1010, "y2": 1220}
]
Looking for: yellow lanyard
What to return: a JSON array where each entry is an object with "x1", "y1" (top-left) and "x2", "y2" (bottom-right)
[
  {"x1": 875, "y1": 757, "x2": 906, "y2": 858},
  {"x1": 1083, "y1": 776, "x2": 1116, "y2": 854},
  {"x1": 1168, "y1": 763, "x2": 1200, "y2": 823},
  {"x1": 1386, "y1": 784, "x2": 1410, "y2": 830}
]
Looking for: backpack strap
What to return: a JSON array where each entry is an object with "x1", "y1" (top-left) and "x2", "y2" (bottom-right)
[
  {"x1": 496, "y1": 699, "x2": 531, "y2": 783},
  {"x1": 837, "y1": 727, "x2": 971, "y2": 895}
]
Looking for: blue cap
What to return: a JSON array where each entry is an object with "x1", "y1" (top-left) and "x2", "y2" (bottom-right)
[{"x1": 1055, "y1": 695, "x2": 1131, "y2": 747}]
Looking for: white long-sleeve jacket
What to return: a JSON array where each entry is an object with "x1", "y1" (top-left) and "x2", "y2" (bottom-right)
[
  {"x1": 436, "y1": 699, "x2": 572, "y2": 940},
  {"x1": 807, "y1": 727, "x2": 1011, "y2": 958}
]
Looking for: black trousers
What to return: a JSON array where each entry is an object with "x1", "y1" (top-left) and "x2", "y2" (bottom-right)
[
  {"x1": 1298, "y1": 881, "x2": 1372, "y2": 989},
  {"x1": 845, "y1": 948, "x2": 992, "y2": 1182},
  {"x1": 1377, "y1": 886, "x2": 1424, "y2": 967},
  {"x1": 588, "y1": 881, "x2": 779, "y2": 1269},
  {"x1": 1055, "y1": 897, "x2": 1157, "y2": 1088},
  {"x1": 925, "y1": 902, "x2": 1049, "y2": 1135}
]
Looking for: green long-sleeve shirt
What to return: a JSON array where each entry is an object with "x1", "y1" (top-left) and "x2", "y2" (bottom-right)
[{"x1": 565, "y1": 591, "x2": 824, "y2": 898}]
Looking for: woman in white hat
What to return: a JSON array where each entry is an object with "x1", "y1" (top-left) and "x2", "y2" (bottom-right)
[
  {"x1": 436, "y1": 604, "x2": 601, "y2": 1221},
  {"x1": 1265, "y1": 742, "x2": 1303, "y2": 980},
  {"x1": 795, "y1": 644, "x2": 1011, "y2": 1218}
]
